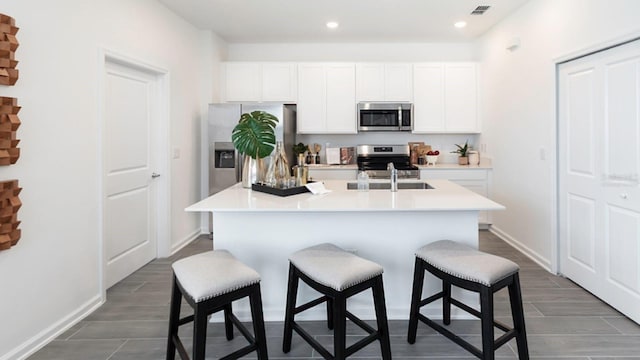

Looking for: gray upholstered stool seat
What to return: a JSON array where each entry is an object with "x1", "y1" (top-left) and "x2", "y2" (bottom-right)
[
  {"x1": 289, "y1": 243, "x2": 384, "y2": 291},
  {"x1": 172, "y1": 250, "x2": 261, "y2": 302},
  {"x1": 415, "y1": 240, "x2": 519, "y2": 286}
]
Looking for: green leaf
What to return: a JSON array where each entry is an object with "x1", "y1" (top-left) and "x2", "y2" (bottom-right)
[{"x1": 232, "y1": 111, "x2": 278, "y2": 159}]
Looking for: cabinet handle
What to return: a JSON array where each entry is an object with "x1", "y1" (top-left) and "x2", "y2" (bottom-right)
[{"x1": 620, "y1": 193, "x2": 628, "y2": 199}]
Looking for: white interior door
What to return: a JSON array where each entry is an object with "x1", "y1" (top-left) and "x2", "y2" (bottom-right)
[
  {"x1": 103, "y1": 59, "x2": 160, "y2": 289},
  {"x1": 559, "y1": 40, "x2": 640, "y2": 324}
]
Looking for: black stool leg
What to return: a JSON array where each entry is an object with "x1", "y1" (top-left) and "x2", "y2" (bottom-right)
[
  {"x1": 480, "y1": 286, "x2": 495, "y2": 360},
  {"x1": 372, "y1": 276, "x2": 392, "y2": 360},
  {"x1": 508, "y1": 274, "x2": 529, "y2": 360},
  {"x1": 223, "y1": 303, "x2": 234, "y2": 340},
  {"x1": 249, "y1": 284, "x2": 269, "y2": 360},
  {"x1": 333, "y1": 294, "x2": 347, "y2": 360},
  {"x1": 326, "y1": 297, "x2": 334, "y2": 330},
  {"x1": 166, "y1": 276, "x2": 181, "y2": 360},
  {"x1": 407, "y1": 257, "x2": 425, "y2": 344},
  {"x1": 283, "y1": 264, "x2": 299, "y2": 353},
  {"x1": 193, "y1": 303, "x2": 208, "y2": 360},
  {"x1": 442, "y1": 279, "x2": 452, "y2": 325}
]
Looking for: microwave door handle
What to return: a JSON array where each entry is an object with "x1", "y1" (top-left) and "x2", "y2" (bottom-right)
[{"x1": 398, "y1": 106, "x2": 402, "y2": 130}]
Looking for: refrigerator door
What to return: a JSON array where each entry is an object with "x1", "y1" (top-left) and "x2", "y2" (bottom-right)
[{"x1": 209, "y1": 141, "x2": 239, "y2": 195}]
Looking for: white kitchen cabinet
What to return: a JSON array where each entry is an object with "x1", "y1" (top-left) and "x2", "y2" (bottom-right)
[
  {"x1": 297, "y1": 63, "x2": 357, "y2": 134},
  {"x1": 420, "y1": 168, "x2": 491, "y2": 225},
  {"x1": 221, "y1": 62, "x2": 297, "y2": 102},
  {"x1": 413, "y1": 62, "x2": 479, "y2": 133},
  {"x1": 356, "y1": 63, "x2": 413, "y2": 102}
]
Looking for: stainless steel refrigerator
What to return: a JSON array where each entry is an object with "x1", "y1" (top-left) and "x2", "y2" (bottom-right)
[{"x1": 206, "y1": 103, "x2": 297, "y2": 197}]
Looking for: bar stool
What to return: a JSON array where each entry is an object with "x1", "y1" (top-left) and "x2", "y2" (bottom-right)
[
  {"x1": 407, "y1": 240, "x2": 529, "y2": 360},
  {"x1": 166, "y1": 250, "x2": 268, "y2": 360},
  {"x1": 282, "y1": 243, "x2": 392, "y2": 360}
]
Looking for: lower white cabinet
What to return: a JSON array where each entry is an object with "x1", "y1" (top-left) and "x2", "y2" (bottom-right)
[{"x1": 420, "y1": 169, "x2": 492, "y2": 226}]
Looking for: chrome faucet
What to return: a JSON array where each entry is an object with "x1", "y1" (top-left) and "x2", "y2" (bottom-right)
[{"x1": 387, "y1": 162, "x2": 398, "y2": 192}]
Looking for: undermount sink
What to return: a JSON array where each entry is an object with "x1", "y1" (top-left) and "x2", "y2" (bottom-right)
[{"x1": 346, "y1": 181, "x2": 434, "y2": 190}]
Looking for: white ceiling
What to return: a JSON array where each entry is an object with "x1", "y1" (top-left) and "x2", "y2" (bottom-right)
[{"x1": 157, "y1": 0, "x2": 530, "y2": 43}]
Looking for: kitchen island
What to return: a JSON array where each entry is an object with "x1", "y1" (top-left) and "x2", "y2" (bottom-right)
[{"x1": 186, "y1": 179, "x2": 504, "y2": 321}]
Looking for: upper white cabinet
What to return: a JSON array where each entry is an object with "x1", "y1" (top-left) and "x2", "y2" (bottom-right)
[
  {"x1": 297, "y1": 63, "x2": 357, "y2": 134},
  {"x1": 413, "y1": 62, "x2": 479, "y2": 133},
  {"x1": 356, "y1": 63, "x2": 413, "y2": 102},
  {"x1": 221, "y1": 62, "x2": 297, "y2": 102}
]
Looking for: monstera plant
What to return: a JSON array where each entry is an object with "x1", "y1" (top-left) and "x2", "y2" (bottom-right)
[{"x1": 231, "y1": 111, "x2": 279, "y2": 187}]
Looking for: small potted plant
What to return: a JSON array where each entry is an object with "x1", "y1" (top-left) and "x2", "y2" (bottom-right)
[
  {"x1": 231, "y1": 111, "x2": 278, "y2": 188},
  {"x1": 451, "y1": 141, "x2": 470, "y2": 165},
  {"x1": 292, "y1": 142, "x2": 308, "y2": 166}
]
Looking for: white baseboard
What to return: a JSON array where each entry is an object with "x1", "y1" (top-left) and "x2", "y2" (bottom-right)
[
  {"x1": 169, "y1": 228, "x2": 203, "y2": 256},
  {"x1": 2, "y1": 295, "x2": 104, "y2": 360},
  {"x1": 489, "y1": 226, "x2": 553, "y2": 272}
]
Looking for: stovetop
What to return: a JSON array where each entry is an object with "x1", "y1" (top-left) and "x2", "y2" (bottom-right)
[{"x1": 356, "y1": 144, "x2": 419, "y2": 179}]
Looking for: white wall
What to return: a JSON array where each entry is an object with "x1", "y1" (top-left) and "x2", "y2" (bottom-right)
[
  {"x1": 478, "y1": 0, "x2": 640, "y2": 269},
  {"x1": 0, "y1": 0, "x2": 218, "y2": 358}
]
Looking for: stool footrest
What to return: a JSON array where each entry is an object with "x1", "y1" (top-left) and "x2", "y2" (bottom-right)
[
  {"x1": 292, "y1": 319, "x2": 382, "y2": 360},
  {"x1": 219, "y1": 344, "x2": 258, "y2": 360},
  {"x1": 171, "y1": 334, "x2": 190, "y2": 360},
  {"x1": 292, "y1": 321, "x2": 333, "y2": 359},
  {"x1": 178, "y1": 314, "x2": 194, "y2": 326},
  {"x1": 418, "y1": 313, "x2": 483, "y2": 358},
  {"x1": 345, "y1": 310, "x2": 376, "y2": 335},
  {"x1": 419, "y1": 291, "x2": 445, "y2": 307},
  {"x1": 229, "y1": 312, "x2": 256, "y2": 344},
  {"x1": 294, "y1": 295, "x2": 330, "y2": 315}
]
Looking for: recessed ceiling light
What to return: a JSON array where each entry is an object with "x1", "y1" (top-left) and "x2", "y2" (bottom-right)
[
  {"x1": 454, "y1": 21, "x2": 467, "y2": 28},
  {"x1": 326, "y1": 21, "x2": 339, "y2": 29}
]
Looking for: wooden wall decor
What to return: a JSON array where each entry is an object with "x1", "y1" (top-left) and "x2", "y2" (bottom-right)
[
  {"x1": 0, "y1": 13, "x2": 18, "y2": 86},
  {"x1": 0, "y1": 179, "x2": 21, "y2": 250},
  {"x1": 0, "y1": 97, "x2": 20, "y2": 165}
]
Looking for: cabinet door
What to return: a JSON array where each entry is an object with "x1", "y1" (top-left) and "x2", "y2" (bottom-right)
[
  {"x1": 297, "y1": 64, "x2": 326, "y2": 133},
  {"x1": 445, "y1": 63, "x2": 479, "y2": 132},
  {"x1": 413, "y1": 63, "x2": 445, "y2": 132},
  {"x1": 420, "y1": 169, "x2": 490, "y2": 224},
  {"x1": 223, "y1": 63, "x2": 261, "y2": 102},
  {"x1": 385, "y1": 63, "x2": 413, "y2": 101},
  {"x1": 356, "y1": 63, "x2": 385, "y2": 101},
  {"x1": 262, "y1": 63, "x2": 297, "y2": 102},
  {"x1": 326, "y1": 64, "x2": 357, "y2": 133}
]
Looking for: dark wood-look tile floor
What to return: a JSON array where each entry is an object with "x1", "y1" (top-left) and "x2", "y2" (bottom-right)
[{"x1": 28, "y1": 231, "x2": 640, "y2": 359}]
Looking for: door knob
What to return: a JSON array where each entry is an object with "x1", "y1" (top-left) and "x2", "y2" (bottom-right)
[{"x1": 151, "y1": 173, "x2": 161, "y2": 178}]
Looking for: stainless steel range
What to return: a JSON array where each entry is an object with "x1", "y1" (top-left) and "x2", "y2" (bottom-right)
[{"x1": 357, "y1": 145, "x2": 420, "y2": 179}]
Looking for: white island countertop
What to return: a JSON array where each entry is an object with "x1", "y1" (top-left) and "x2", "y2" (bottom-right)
[{"x1": 186, "y1": 179, "x2": 504, "y2": 213}]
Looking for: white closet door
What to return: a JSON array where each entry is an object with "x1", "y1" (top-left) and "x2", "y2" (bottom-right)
[{"x1": 559, "y1": 40, "x2": 640, "y2": 324}]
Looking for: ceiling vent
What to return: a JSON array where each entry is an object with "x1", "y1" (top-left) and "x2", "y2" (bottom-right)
[{"x1": 471, "y1": 5, "x2": 491, "y2": 15}]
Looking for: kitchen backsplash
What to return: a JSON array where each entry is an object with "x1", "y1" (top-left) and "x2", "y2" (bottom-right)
[{"x1": 296, "y1": 133, "x2": 482, "y2": 164}]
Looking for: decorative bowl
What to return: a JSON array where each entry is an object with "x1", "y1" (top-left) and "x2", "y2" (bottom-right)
[{"x1": 426, "y1": 155, "x2": 439, "y2": 166}]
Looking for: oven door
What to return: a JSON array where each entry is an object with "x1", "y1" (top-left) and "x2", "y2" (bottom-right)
[{"x1": 357, "y1": 103, "x2": 412, "y2": 131}]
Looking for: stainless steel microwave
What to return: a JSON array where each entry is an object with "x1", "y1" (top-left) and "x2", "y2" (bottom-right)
[{"x1": 357, "y1": 102, "x2": 413, "y2": 132}]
